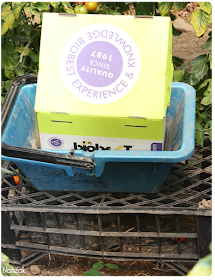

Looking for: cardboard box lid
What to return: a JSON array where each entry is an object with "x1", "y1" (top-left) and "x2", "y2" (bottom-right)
[{"x1": 35, "y1": 14, "x2": 173, "y2": 120}]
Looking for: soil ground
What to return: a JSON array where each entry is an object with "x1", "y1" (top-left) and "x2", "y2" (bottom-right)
[{"x1": 15, "y1": 3, "x2": 210, "y2": 277}]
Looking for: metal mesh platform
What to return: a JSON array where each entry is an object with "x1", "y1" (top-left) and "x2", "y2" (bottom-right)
[{"x1": 1, "y1": 141, "x2": 212, "y2": 275}]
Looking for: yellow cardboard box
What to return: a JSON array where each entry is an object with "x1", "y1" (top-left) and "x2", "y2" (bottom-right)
[{"x1": 35, "y1": 14, "x2": 173, "y2": 151}]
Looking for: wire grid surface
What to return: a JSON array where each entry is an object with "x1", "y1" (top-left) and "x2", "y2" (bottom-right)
[
  {"x1": 1, "y1": 144, "x2": 212, "y2": 215},
  {"x1": 1, "y1": 143, "x2": 212, "y2": 272}
]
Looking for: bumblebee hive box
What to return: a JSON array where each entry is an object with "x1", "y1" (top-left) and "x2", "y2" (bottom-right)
[{"x1": 35, "y1": 14, "x2": 173, "y2": 151}]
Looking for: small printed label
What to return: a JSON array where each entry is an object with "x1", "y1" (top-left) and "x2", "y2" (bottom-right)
[
  {"x1": 151, "y1": 143, "x2": 162, "y2": 151},
  {"x1": 41, "y1": 133, "x2": 163, "y2": 151},
  {"x1": 60, "y1": 24, "x2": 141, "y2": 104},
  {"x1": 48, "y1": 137, "x2": 64, "y2": 148}
]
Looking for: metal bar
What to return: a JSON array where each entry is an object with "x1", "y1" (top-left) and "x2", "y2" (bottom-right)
[
  {"x1": 156, "y1": 215, "x2": 161, "y2": 258},
  {"x1": 1, "y1": 204, "x2": 212, "y2": 216},
  {"x1": 54, "y1": 213, "x2": 66, "y2": 247},
  {"x1": 195, "y1": 215, "x2": 200, "y2": 259},
  {"x1": 41, "y1": 213, "x2": 51, "y2": 248},
  {"x1": 59, "y1": 213, "x2": 69, "y2": 248},
  {"x1": 21, "y1": 252, "x2": 48, "y2": 267},
  {"x1": 117, "y1": 214, "x2": 123, "y2": 252},
  {"x1": 5, "y1": 211, "x2": 18, "y2": 243},
  {"x1": 162, "y1": 262, "x2": 187, "y2": 276},
  {"x1": 136, "y1": 214, "x2": 142, "y2": 253},
  {"x1": 175, "y1": 215, "x2": 182, "y2": 254},
  {"x1": 97, "y1": 214, "x2": 104, "y2": 255},
  {"x1": 79, "y1": 214, "x2": 86, "y2": 250},
  {"x1": 9, "y1": 224, "x2": 197, "y2": 238},
  {"x1": 12, "y1": 241, "x2": 199, "y2": 261}
]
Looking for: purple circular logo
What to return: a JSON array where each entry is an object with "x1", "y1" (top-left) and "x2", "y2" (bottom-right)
[
  {"x1": 48, "y1": 137, "x2": 64, "y2": 148},
  {"x1": 51, "y1": 139, "x2": 62, "y2": 146},
  {"x1": 77, "y1": 41, "x2": 123, "y2": 87}
]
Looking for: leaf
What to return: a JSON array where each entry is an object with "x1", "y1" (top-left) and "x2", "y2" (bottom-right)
[
  {"x1": 190, "y1": 10, "x2": 212, "y2": 37},
  {"x1": 202, "y1": 37, "x2": 212, "y2": 49},
  {"x1": 1, "y1": 167, "x2": 14, "y2": 174},
  {"x1": 189, "y1": 55, "x2": 209, "y2": 85},
  {"x1": 197, "y1": 2, "x2": 212, "y2": 14},
  {"x1": 4, "y1": 80, "x2": 12, "y2": 91},
  {"x1": 11, "y1": 35, "x2": 30, "y2": 42},
  {"x1": 181, "y1": 71, "x2": 190, "y2": 84},
  {"x1": 172, "y1": 25, "x2": 182, "y2": 36},
  {"x1": 173, "y1": 70, "x2": 185, "y2": 82},
  {"x1": 1, "y1": 7, "x2": 15, "y2": 36},
  {"x1": 61, "y1": 2, "x2": 74, "y2": 13},
  {"x1": 198, "y1": 111, "x2": 208, "y2": 119},
  {"x1": 205, "y1": 120, "x2": 212, "y2": 129},
  {"x1": 198, "y1": 78, "x2": 211, "y2": 90},
  {"x1": 34, "y1": 2, "x2": 50, "y2": 12},
  {"x1": 4, "y1": 69, "x2": 15, "y2": 79},
  {"x1": 50, "y1": 2, "x2": 59, "y2": 9},
  {"x1": 201, "y1": 81, "x2": 212, "y2": 106},
  {"x1": 1, "y1": 96, "x2": 5, "y2": 105},
  {"x1": 135, "y1": 2, "x2": 154, "y2": 15},
  {"x1": 117, "y1": 1, "x2": 128, "y2": 14},
  {"x1": 195, "y1": 122, "x2": 203, "y2": 131},
  {"x1": 196, "y1": 130, "x2": 205, "y2": 146},
  {"x1": 1, "y1": 4, "x2": 11, "y2": 19},
  {"x1": 173, "y1": 2, "x2": 187, "y2": 12},
  {"x1": 83, "y1": 268, "x2": 102, "y2": 276},
  {"x1": 4, "y1": 43, "x2": 14, "y2": 55},
  {"x1": 28, "y1": 52, "x2": 39, "y2": 63},
  {"x1": 92, "y1": 262, "x2": 104, "y2": 270},
  {"x1": 208, "y1": 50, "x2": 212, "y2": 69},
  {"x1": 1, "y1": 49, "x2": 16, "y2": 69},
  {"x1": 1, "y1": 252, "x2": 11, "y2": 264},
  {"x1": 105, "y1": 263, "x2": 120, "y2": 270},
  {"x1": 158, "y1": 2, "x2": 171, "y2": 16},
  {"x1": 14, "y1": 46, "x2": 31, "y2": 56},
  {"x1": 11, "y1": 2, "x2": 21, "y2": 8},
  {"x1": 12, "y1": 3, "x2": 23, "y2": 20},
  {"x1": 1, "y1": 21, "x2": 9, "y2": 35},
  {"x1": 2, "y1": 6, "x2": 15, "y2": 26},
  {"x1": 1, "y1": 49, "x2": 13, "y2": 69},
  {"x1": 172, "y1": 56, "x2": 185, "y2": 68},
  {"x1": 198, "y1": 104, "x2": 205, "y2": 110},
  {"x1": 208, "y1": 131, "x2": 212, "y2": 142}
]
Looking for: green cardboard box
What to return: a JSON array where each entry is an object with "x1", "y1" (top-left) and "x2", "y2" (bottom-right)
[{"x1": 35, "y1": 13, "x2": 173, "y2": 151}]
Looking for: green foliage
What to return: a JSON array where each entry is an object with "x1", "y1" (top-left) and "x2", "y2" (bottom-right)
[
  {"x1": 1, "y1": 167, "x2": 15, "y2": 174},
  {"x1": 189, "y1": 55, "x2": 209, "y2": 85},
  {"x1": 190, "y1": 9, "x2": 212, "y2": 37},
  {"x1": 173, "y1": 69, "x2": 185, "y2": 82},
  {"x1": 173, "y1": 2, "x2": 188, "y2": 12},
  {"x1": 100, "y1": 2, "x2": 129, "y2": 15},
  {"x1": 158, "y1": 2, "x2": 172, "y2": 16},
  {"x1": 135, "y1": 2, "x2": 155, "y2": 16},
  {"x1": 1, "y1": 252, "x2": 18, "y2": 276},
  {"x1": 81, "y1": 261, "x2": 120, "y2": 276},
  {"x1": 1, "y1": 2, "x2": 74, "y2": 104},
  {"x1": 187, "y1": 243, "x2": 212, "y2": 276}
]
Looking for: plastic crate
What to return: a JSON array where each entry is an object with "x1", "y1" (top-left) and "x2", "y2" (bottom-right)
[
  {"x1": 1, "y1": 141, "x2": 212, "y2": 275},
  {"x1": 1, "y1": 74, "x2": 196, "y2": 193}
]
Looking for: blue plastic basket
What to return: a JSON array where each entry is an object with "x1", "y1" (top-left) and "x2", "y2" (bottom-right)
[{"x1": 1, "y1": 74, "x2": 196, "y2": 193}]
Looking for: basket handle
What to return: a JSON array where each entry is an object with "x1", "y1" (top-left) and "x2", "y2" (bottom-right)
[
  {"x1": 1, "y1": 74, "x2": 94, "y2": 171},
  {"x1": 1, "y1": 142, "x2": 94, "y2": 170}
]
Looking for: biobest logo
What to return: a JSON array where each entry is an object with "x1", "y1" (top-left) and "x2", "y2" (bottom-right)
[
  {"x1": 60, "y1": 24, "x2": 141, "y2": 104},
  {"x1": 73, "y1": 140, "x2": 133, "y2": 152}
]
